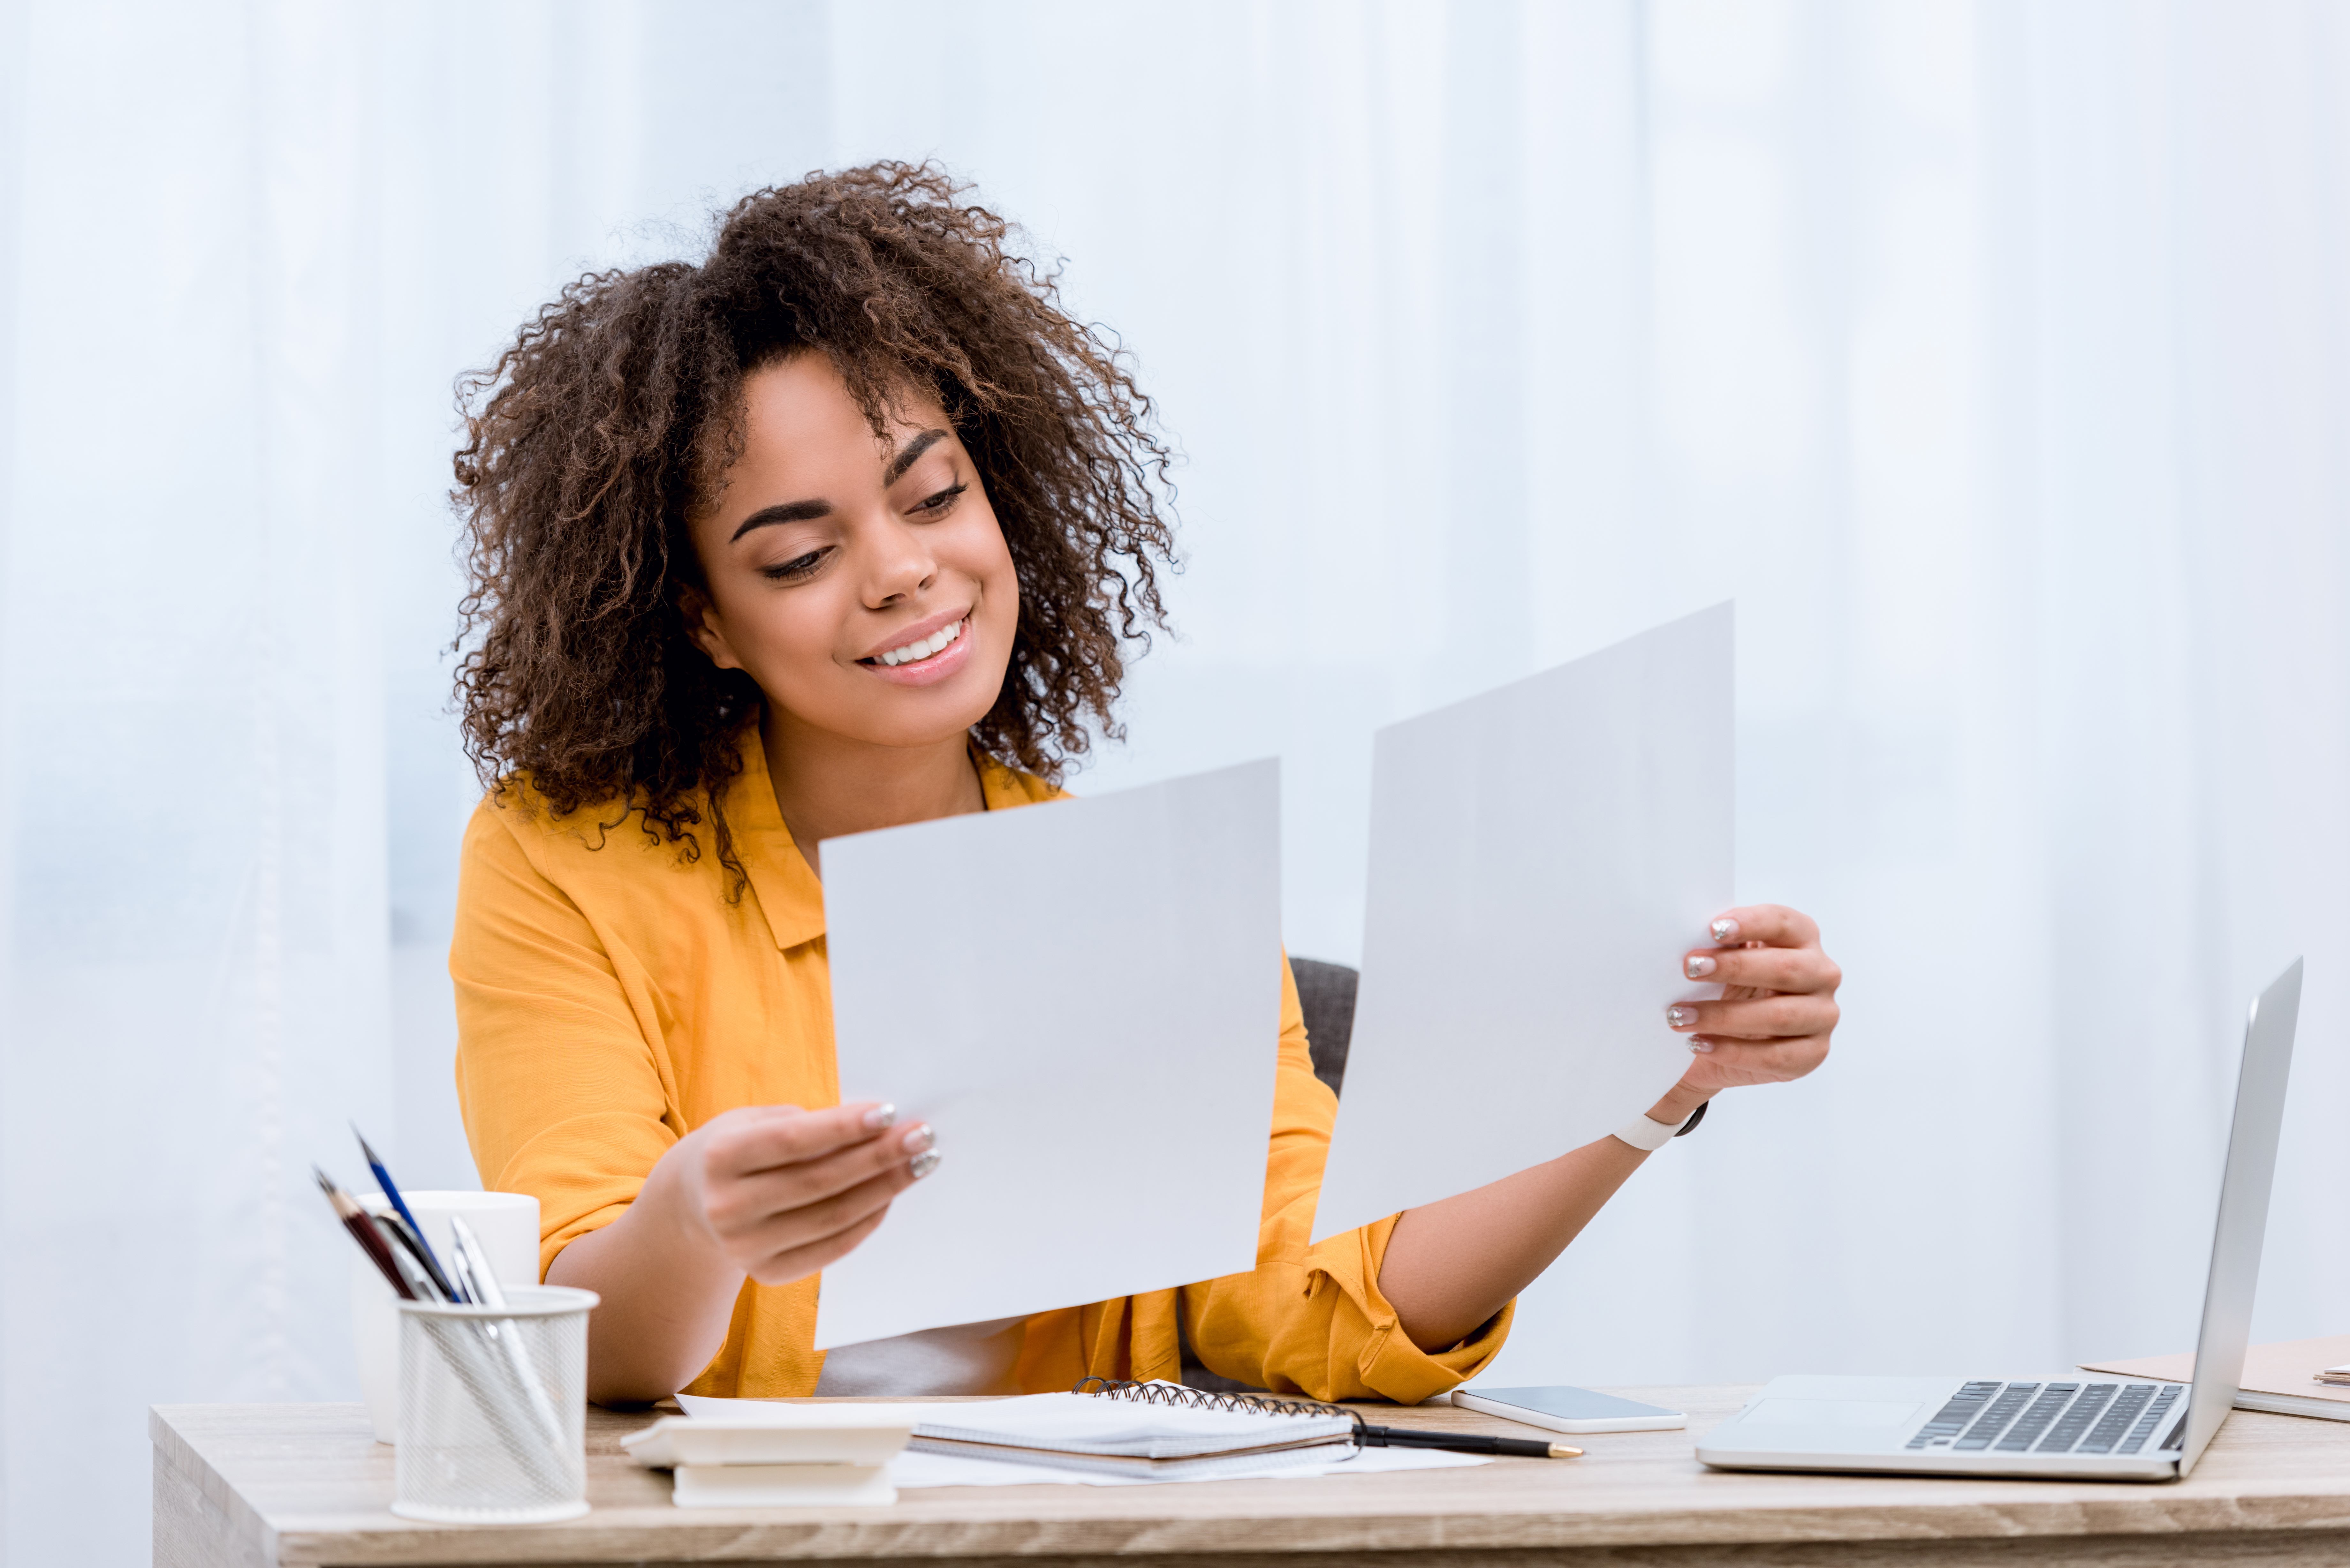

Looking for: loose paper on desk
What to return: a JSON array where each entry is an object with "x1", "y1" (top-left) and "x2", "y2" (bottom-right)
[
  {"x1": 1311, "y1": 603, "x2": 1734, "y2": 1242},
  {"x1": 815, "y1": 759, "x2": 1283, "y2": 1349}
]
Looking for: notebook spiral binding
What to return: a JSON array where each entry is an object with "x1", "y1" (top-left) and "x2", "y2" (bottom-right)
[
  {"x1": 1072, "y1": 1376, "x2": 1366, "y2": 1438},
  {"x1": 1073, "y1": 1375, "x2": 1573, "y2": 1460}
]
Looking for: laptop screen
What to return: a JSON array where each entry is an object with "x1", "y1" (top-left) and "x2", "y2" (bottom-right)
[{"x1": 2177, "y1": 958, "x2": 2303, "y2": 1473}]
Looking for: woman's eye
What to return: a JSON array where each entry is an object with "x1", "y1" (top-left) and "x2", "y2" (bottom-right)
[
  {"x1": 910, "y1": 481, "x2": 967, "y2": 517},
  {"x1": 762, "y1": 550, "x2": 827, "y2": 582}
]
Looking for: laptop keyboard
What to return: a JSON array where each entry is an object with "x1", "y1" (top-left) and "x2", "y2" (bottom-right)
[{"x1": 1904, "y1": 1380, "x2": 2184, "y2": 1456}]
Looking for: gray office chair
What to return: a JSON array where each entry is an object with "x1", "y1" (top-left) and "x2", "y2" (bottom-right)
[
  {"x1": 1180, "y1": 957, "x2": 1359, "y2": 1392},
  {"x1": 1290, "y1": 956, "x2": 1358, "y2": 1097}
]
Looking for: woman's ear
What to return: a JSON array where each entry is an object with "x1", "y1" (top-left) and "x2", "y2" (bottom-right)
[{"x1": 677, "y1": 585, "x2": 745, "y2": 672}]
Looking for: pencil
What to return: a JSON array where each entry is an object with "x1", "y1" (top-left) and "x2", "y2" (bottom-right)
[{"x1": 314, "y1": 1167, "x2": 415, "y2": 1300}]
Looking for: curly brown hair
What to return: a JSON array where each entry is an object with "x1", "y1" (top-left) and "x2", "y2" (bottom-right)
[{"x1": 451, "y1": 162, "x2": 1176, "y2": 890}]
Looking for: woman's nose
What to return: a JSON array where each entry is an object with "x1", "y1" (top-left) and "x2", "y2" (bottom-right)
[{"x1": 863, "y1": 517, "x2": 937, "y2": 605}]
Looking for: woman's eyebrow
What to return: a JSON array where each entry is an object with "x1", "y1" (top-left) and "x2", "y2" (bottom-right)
[
  {"x1": 882, "y1": 428, "x2": 950, "y2": 484},
  {"x1": 730, "y1": 498, "x2": 832, "y2": 542},
  {"x1": 728, "y1": 428, "x2": 949, "y2": 541}
]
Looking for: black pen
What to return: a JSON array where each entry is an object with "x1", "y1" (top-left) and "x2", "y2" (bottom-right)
[
  {"x1": 372, "y1": 1210, "x2": 457, "y2": 1302},
  {"x1": 1357, "y1": 1423, "x2": 1581, "y2": 1459}
]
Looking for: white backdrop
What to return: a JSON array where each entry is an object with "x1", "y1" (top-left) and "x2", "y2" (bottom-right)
[{"x1": 4, "y1": 2, "x2": 2347, "y2": 1561}]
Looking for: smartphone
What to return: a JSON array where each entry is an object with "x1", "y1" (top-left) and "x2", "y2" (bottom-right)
[{"x1": 1451, "y1": 1385, "x2": 1688, "y2": 1433}]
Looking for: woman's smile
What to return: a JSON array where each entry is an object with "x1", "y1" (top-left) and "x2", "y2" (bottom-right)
[{"x1": 859, "y1": 611, "x2": 974, "y2": 685}]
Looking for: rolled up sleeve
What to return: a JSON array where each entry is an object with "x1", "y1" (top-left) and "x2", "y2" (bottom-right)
[{"x1": 450, "y1": 799, "x2": 683, "y2": 1280}]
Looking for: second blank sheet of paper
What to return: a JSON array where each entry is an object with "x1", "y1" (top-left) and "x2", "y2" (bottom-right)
[
  {"x1": 815, "y1": 759, "x2": 1284, "y2": 1349},
  {"x1": 1311, "y1": 603, "x2": 1734, "y2": 1242}
]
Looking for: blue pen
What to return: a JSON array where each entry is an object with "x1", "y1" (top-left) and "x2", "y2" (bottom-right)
[{"x1": 352, "y1": 1126, "x2": 463, "y2": 1301}]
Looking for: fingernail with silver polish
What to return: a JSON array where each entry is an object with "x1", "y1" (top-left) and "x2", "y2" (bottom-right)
[
  {"x1": 862, "y1": 1103, "x2": 898, "y2": 1130},
  {"x1": 1710, "y1": 918, "x2": 1740, "y2": 944},
  {"x1": 1688, "y1": 1037, "x2": 1716, "y2": 1053},
  {"x1": 901, "y1": 1123, "x2": 935, "y2": 1155},
  {"x1": 1667, "y1": 1005, "x2": 1699, "y2": 1029},
  {"x1": 1685, "y1": 955, "x2": 1716, "y2": 979},
  {"x1": 909, "y1": 1149, "x2": 942, "y2": 1180}
]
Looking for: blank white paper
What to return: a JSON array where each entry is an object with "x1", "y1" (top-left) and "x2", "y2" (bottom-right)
[
  {"x1": 814, "y1": 759, "x2": 1284, "y2": 1349},
  {"x1": 1310, "y1": 603, "x2": 1734, "y2": 1243}
]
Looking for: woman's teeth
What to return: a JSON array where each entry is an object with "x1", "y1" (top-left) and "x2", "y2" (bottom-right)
[{"x1": 874, "y1": 618, "x2": 965, "y2": 667}]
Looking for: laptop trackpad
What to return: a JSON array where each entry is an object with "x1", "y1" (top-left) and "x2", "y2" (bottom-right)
[
  {"x1": 1745, "y1": 1398, "x2": 1923, "y2": 1428},
  {"x1": 1726, "y1": 1394, "x2": 1929, "y2": 1452}
]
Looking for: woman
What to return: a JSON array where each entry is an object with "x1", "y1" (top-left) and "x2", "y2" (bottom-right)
[{"x1": 450, "y1": 164, "x2": 1841, "y2": 1407}]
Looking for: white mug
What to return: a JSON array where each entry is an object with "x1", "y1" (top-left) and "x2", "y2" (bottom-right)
[{"x1": 351, "y1": 1190, "x2": 540, "y2": 1443}]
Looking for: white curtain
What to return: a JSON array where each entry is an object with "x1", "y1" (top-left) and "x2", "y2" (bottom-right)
[{"x1": 4, "y1": 2, "x2": 2346, "y2": 1560}]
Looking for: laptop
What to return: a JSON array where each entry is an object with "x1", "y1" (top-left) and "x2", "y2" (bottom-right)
[{"x1": 1697, "y1": 958, "x2": 2303, "y2": 1482}]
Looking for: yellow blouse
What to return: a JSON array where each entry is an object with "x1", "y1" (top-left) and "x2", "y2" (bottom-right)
[{"x1": 450, "y1": 728, "x2": 1511, "y2": 1402}]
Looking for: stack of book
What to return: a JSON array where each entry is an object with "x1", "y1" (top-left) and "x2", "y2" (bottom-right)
[{"x1": 621, "y1": 1407, "x2": 913, "y2": 1507}]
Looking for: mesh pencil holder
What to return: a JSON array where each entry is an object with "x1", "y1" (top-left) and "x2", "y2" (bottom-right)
[{"x1": 392, "y1": 1285, "x2": 598, "y2": 1524}]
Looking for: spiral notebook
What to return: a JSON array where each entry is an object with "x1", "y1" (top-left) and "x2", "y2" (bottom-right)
[
  {"x1": 913, "y1": 1394, "x2": 1356, "y2": 1478},
  {"x1": 682, "y1": 1383, "x2": 1358, "y2": 1480},
  {"x1": 669, "y1": 1382, "x2": 1516, "y2": 1487}
]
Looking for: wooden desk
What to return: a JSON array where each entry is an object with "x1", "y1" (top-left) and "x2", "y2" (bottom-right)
[{"x1": 153, "y1": 1386, "x2": 2350, "y2": 1567}]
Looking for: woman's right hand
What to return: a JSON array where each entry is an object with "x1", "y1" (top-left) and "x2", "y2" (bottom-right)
[
  {"x1": 660, "y1": 1101, "x2": 939, "y2": 1285},
  {"x1": 552, "y1": 1099, "x2": 937, "y2": 1402}
]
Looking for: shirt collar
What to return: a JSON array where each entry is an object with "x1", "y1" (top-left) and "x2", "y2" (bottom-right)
[{"x1": 729, "y1": 719, "x2": 1050, "y2": 951}]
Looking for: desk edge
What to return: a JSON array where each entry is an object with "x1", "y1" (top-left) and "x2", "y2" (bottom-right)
[{"x1": 153, "y1": 1406, "x2": 284, "y2": 1566}]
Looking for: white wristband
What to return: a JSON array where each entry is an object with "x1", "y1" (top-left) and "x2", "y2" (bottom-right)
[{"x1": 1610, "y1": 1111, "x2": 1690, "y2": 1152}]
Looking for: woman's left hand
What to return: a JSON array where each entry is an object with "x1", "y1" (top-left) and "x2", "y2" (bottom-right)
[
  {"x1": 1383, "y1": 901, "x2": 1842, "y2": 1349},
  {"x1": 1664, "y1": 904, "x2": 1841, "y2": 1096}
]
